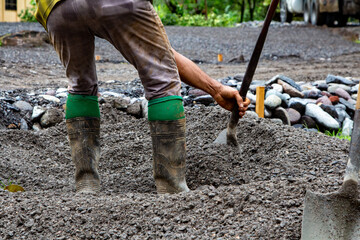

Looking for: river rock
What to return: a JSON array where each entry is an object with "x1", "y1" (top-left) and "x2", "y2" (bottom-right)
[
  {"x1": 245, "y1": 111, "x2": 259, "y2": 120},
  {"x1": 305, "y1": 104, "x2": 340, "y2": 129},
  {"x1": 14, "y1": 101, "x2": 33, "y2": 111},
  {"x1": 326, "y1": 75, "x2": 355, "y2": 86},
  {"x1": 32, "y1": 122, "x2": 42, "y2": 132},
  {"x1": 31, "y1": 106, "x2": 46, "y2": 121},
  {"x1": 301, "y1": 84, "x2": 314, "y2": 91},
  {"x1": 329, "y1": 96, "x2": 339, "y2": 104},
  {"x1": 334, "y1": 88, "x2": 351, "y2": 100},
  {"x1": 317, "y1": 83, "x2": 329, "y2": 91},
  {"x1": 272, "y1": 83, "x2": 283, "y2": 93},
  {"x1": 289, "y1": 98, "x2": 307, "y2": 115},
  {"x1": 56, "y1": 88, "x2": 67, "y2": 94},
  {"x1": 339, "y1": 98, "x2": 355, "y2": 112},
  {"x1": 113, "y1": 97, "x2": 130, "y2": 110},
  {"x1": 303, "y1": 89, "x2": 321, "y2": 99},
  {"x1": 342, "y1": 118, "x2": 353, "y2": 136},
  {"x1": 286, "y1": 108, "x2": 301, "y2": 125},
  {"x1": 40, "y1": 95, "x2": 60, "y2": 103},
  {"x1": 335, "y1": 108, "x2": 347, "y2": 123},
  {"x1": 320, "y1": 91, "x2": 331, "y2": 97},
  {"x1": 266, "y1": 75, "x2": 301, "y2": 91},
  {"x1": 141, "y1": 99, "x2": 148, "y2": 119},
  {"x1": 351, "y1": 94, "x2": 358, "y2": 100},
  {"x1": 278, "y1": 80, "x2": 304, "y2": 98},
  {"x1": 351, "y1": 84, "x2": 359, "y2": 94},
  {"x1": 20, "y1": 118, "x2": 28, "y2": 130},
  {"x1": 264, "y1": 108, "x2": 272, "y2": 118},
  {"x1": 188, "y1": 89, "x2": 208, "y2": 97},
  {"x1": 328, "y1": 84, "x2": 352, "y2": 94},
  {"x1": 265, "y1": 95, "x2": 282, "y2": 109},
  {"x1": 247, "y1": 92, "x2": 256, "y2": 104},
  {"x1": 320, "y1": 104, "x2": 338, "y2": 119},
  {"x1": 272, "y1": 107, "x2": 291, "y2": 125},
  {"x1": 126, "y1": 101, "x2": 142, "y2": 118},
  {"x1": 40, "y1": 108, "x2": 64, "y2": 128},
  {"x1": 194, "y1": 95, "x2": 214, "y2": 105},
  {"x1": 316, "y1": 96, "x2": 332, "y2": 105},
  {"x1": 301, "y1": 115, "x2": 317, "y2": 129}
]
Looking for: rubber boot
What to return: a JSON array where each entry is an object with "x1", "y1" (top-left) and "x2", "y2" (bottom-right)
[
  {"x1": 149, "y1": 118, "x2": 190, "y2": 194},
  {"x1": 66, "y1": 117, "x2": 100, "y2": 194}
]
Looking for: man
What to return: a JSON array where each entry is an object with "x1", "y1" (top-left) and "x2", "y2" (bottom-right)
[{"x1": 35, "y1": 0, "x2": 250, "y2": 194}]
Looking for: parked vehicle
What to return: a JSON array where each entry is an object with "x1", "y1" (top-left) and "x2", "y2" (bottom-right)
[{"x1": 280, "y1": 0, "x2": 360, "y2": 26}]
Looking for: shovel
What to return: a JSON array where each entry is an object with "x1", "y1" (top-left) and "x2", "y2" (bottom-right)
[
  {"x1": 213, "y1": 0, "x2": 280, "y2": 147},
  {"x1": 301, "y1": 84, "x2": 360, "y2": 240}
]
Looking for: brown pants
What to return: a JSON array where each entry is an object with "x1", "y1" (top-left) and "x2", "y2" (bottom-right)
[{"x1": 47, "y1": 0, "x2": 181, "y2": 100}]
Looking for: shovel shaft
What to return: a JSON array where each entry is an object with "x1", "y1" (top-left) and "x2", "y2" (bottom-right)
[{"x1": 226, "y1": 0, "x2": 279, "y2": 145}]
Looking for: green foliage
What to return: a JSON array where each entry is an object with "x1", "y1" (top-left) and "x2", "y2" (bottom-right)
[
  {"x1": 18, "y1": 0, "x2": 37, "y2": 22},
  {"x1": 154, "y1": 0, "x2": 269, "y2": 27},
  {"x1": 324, "y1": 129, "x2": 351, "y2": 141}
]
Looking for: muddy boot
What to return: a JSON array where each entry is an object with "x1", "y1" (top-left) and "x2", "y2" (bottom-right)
[
  {"x1": 149, "y1": 118, "x2": 190, "y2": 194},
  {"x1": 66, "y1": 117, "x2": 100, "y2": 194}
]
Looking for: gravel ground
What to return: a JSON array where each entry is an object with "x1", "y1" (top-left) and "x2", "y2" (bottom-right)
[
  {"x1": 0, "y1": 106, "x2": 350, "y2": 239},
  {"x1": 0, "y1": 22, "x2": 360, "y2": 239}
]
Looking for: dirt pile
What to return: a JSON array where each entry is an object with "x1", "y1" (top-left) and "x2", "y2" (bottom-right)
[{"x1": 0, "y1": 105, "x2": 352, "y2": 239}]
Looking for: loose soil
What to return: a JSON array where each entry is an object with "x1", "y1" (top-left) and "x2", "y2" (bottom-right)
[{"x1": 0, "y1": 22, "x2": 360, "y2": 239}]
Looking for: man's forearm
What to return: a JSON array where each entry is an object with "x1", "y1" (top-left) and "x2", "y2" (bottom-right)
[{"x1": 172, "y1": 49, "x2": 222, "y2": 97}]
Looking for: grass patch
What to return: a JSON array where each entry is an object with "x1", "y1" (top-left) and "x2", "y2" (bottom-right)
[{"x1": 324, "y1": 129, "x2": 351, "y2": 141}]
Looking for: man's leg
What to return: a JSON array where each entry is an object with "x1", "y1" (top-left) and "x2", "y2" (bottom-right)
[
  {"x1": 91, "y1": 0, "x2": 189, "y2": 193},
  {"x1": 47, "y1": 0, "x2": 101, "y2": 193}
]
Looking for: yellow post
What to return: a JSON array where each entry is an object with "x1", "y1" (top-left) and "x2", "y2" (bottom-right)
[{"x1": 256, "y1": 86, "x2": 265, "y2": 118}]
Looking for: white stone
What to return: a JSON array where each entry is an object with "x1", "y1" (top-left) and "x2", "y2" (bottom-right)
[
  {"x1": 102, "y1": 91, "x2": 122, "y2": 97},
  {"x1": 56, "y1": 92, "x2": 68, "y2": 98},
  {"x1": 141, "y1": 99, "x2": 148, "y2": 118},
  {"x1": 14, "y1": 101, "x2": 33, "y2": 111},
  {"x1": 272, "y1": 83, "x2": 283, "y2": 93},
  {"x1": 40, "y1": 95, "x2": 60, "y2": 103},
  {"x1": 247, "y1": 92, "x2": 256, "y2": 104},
  {"x1": 305, "y1": 104, "x2": 340, "y2": 129},
  {"x1": 56, "y1": 88, "x2": 68, "y2": 94},
  {"x1": 265, "y1": 95, "x2": 282, "y2": 109},
  {"x1": 342, "y1": 118, "x2": 353, "y2": 136},
  {"x1": 328, "y1": 83, "x2": 351, "y2": 93},
  {"x1": 31, "y1": 106, "x2": 46, "y2": 121}
]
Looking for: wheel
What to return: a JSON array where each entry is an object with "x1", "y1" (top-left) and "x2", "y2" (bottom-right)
[
  {"x1": 310, "y1": 0, "x2": 325, "y2": 25},
  {"x1": 303, "y1": 0, "x2": 311, "y2": 23},
  {"x1": 280, "y1": 0, "x2": 293, "y2": 23}
]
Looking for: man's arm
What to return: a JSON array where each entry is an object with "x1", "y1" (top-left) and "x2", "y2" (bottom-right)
[{"x1": 172, "y1": 49, "x2": 250, "y2": 117}]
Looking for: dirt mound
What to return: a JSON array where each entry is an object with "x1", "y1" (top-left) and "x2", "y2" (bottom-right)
[{"x1": 0, "y1": 105, "x2": 352, "y2": 239}]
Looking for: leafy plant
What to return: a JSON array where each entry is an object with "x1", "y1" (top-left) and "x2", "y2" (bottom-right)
[
  {"x1": 324, "y1": 129, "x2": 351, "y2": 141},
  {"x1": 18, "y1": 0, "x2": 37, "y2": 22}
]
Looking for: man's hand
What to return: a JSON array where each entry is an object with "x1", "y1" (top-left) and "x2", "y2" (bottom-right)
[
  {"x1": 172, "y1": 49, "x2": 250, "y2": 117},
  {"x1": 212, "y1": 85, "x2": 250, "y2": 118}
]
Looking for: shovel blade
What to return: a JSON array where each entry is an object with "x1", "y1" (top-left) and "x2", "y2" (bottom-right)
[
  {"x1": 301, "y1": 191, "x2": 360, "y2": 240},
  {"x1": 213, "y1": 129, "x2": 228, "y2": 144}
]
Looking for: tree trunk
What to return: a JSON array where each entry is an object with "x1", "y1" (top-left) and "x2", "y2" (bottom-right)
[
  {"x1": 247, "y1": 0, "x2": 256, "y2": 21},
  {"x1": 240, "y1": 0, "x2": 245, "y2": 22}
]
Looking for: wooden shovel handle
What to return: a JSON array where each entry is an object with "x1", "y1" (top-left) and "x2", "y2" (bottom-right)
[{"x1": 227, "y1": 0, "x2": 280, "y2": 130}]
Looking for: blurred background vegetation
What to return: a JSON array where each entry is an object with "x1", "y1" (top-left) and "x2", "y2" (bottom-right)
[
  {"x1": 153, "y1": 0, "x2": 272, "y2": 26},
  {"x1": 19, "y1": 0, "x2": 272, "y2": 26}
]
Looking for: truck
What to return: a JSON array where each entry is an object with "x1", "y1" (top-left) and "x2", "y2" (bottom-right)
[{"x1": 280, "y1": 0, "x2": 360, "y2": 26}]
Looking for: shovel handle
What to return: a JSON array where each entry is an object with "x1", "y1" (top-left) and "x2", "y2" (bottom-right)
[{"x1": 226, "y1": 0, "x2": 279, "y2": 145}]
